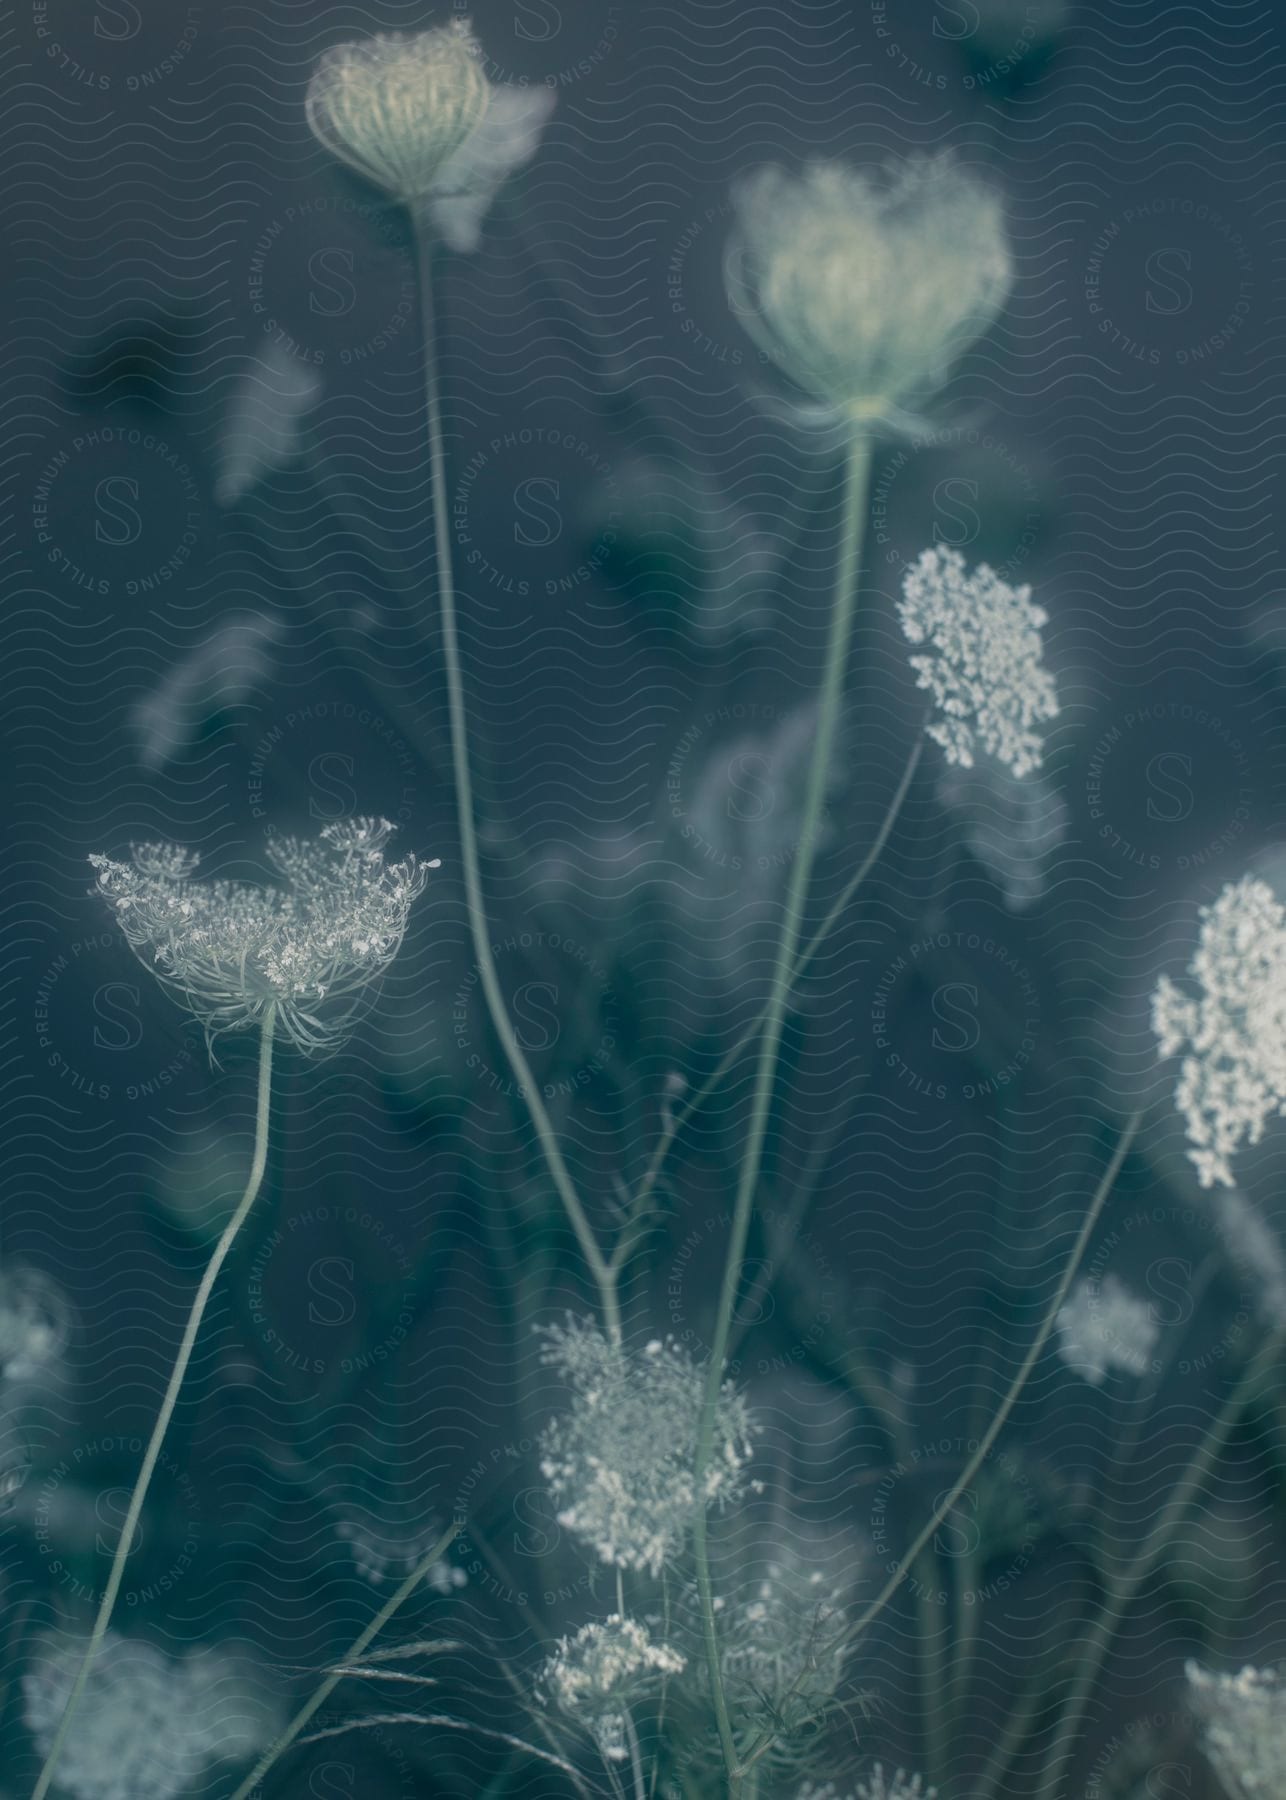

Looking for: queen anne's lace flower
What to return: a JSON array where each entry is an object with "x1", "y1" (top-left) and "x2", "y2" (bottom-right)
[
  {"x1": 305, "y1": 23, "x2": 490, "y2": 205},
  {"x1": 1056, "y1": 1276, "x2": 1160, "y2": 1386},
  {"x1": 305, "y1": 22, "x2": 553, "y2": 244},
  {"x1": 538, "y1": 1319, "x2": 757, "y2": 1577},
  {"x1": 725, "y1": 156, "x2": 1011, "y2": 422},
  {"x1": 537, "y1": 1614, "x2": 684, "y2": 1764},
  {"x1": 23, "y1": 1633, "x2": 278, "y2": 1800},
  {"x1": 898, "y1": 546, "x2": 1059, "y2": 776},
  {"x1": 90, "y1": 819, "x2": 435, "y2": 1055},
  {"x1": 798, "y1": 1770, "x2": 937, "y2": 1800},
  {"x1": 1153, "y1": 877, "x2": 1286, "y2": 1188},
  {"x1": 1186, "y1": 1661, "x2": 1286, "y2": 1800}
]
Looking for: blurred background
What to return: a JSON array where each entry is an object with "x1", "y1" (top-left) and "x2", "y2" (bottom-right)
[{"x1": 3, "y1": 0, "x2": 1286, "y2": 1794}]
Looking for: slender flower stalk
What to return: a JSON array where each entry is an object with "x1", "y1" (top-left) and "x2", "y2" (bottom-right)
[
  {"x1": 305, "y1": 22, "x2": 618, "y2": 1340},
  {"x1": 411, "y1": 235, "x2": 621, "y2": 1345},
  {"x1": 31, "y1": 1008, "x2": 277, "y2": 1800},
  {"x1": 690, "y1": 434, "x2": 873, "y2": 1794},
  {"x1": 732, "y1": 1115, "x2": 1140, "y2": 1785}
]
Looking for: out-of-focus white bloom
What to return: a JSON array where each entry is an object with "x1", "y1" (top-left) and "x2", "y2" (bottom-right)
[
  {"x1": 1153, "y1": 877, "x2": 1286, "y2": 1188},
  {"x1": 337, "y1": 1513, "x2": 465, "y2": 1592},
  {"x1": 725, "y1": 156, "x2": 1011, "y2": 422},
  {"x1": 1056, "y1": 1276, "x2": 1160, "y2": 1386},
  {"x1": 681, "y1": 1547, "x2": 849, "y2": 1760},
  {"x1": 798, "y1": 1769, "x2": 937, "y2": 1800},
  {"x1": 131, "y1": 614, "x2": 284, "y2": 770},
  {"x1": 538, "y1": 1319, "x2": 757, "y2": 1577},
  {"x1": 90, "y1": 819, "x2": 436, "y2": 1055},
  {"x1": 427, "y1": 84, "x2": 555, "y2": 251},
  {"x1": 306, "y1": 23, "x2": 553, "y2": 245},
  {"x1": 538, "y1": 1614, "x2": 684, "y2": 1764},
  {"x1": 0, "y1": 1267, "x2": 71, "y2": 1386},
  {"x1": 937, "y1": 760, "x2": 1068, "y2": 911},
  {"x1": 1210, "y1": 1187, "x2": 1286, "y2": 1329},
  {"x1": 899, "y1": 546, "x2": 1059, "y2": 776},
  {"x1": 22, "y1": 1634, "x2": 278, "y2": 1800},
  {"x1": 215, "y1": 344, "x2": 321, "y2": 507},
  {"x1": 1187, "y1": 1660, "x2": 1286, "y2": 1800},
  {"x1": 305, "y1": 23, "x2": 489, "y2": 205}
]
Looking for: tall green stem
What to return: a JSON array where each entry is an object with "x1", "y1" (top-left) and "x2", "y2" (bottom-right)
[
  {"x1": 412, "y1": 226, "x2": 619, "y2": 1345},
  {"x1": 31, "y1": 1005, "x2": 277, "y2": 1800},
  {"x1": 690, "y1": 435, "x2": 872, "y2": 1795}
]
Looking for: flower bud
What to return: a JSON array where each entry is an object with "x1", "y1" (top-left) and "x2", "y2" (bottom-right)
[{"x1": 305, "y1": 23, "x2": 490, "y2": 207}]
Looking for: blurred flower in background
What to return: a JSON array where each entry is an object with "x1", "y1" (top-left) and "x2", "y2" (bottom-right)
[
  {"x1": 130, "y1": 614, "x2": 283, "y2": 771},
  {"x1": 214, "y1": 342, "x2": 321, "y2": 508},
  {"x1": 1187, "y1": 1660, "x2": 1286, "y2": 1800},
  {"x1": 725, "y1": 155, "x2": 1011, "y2": 425},
  {"x1": 1056, "y1": 1275, "x2": 1160, "y2": 1386},
  {"x1": 937, "y1": 759, "x2": 1069, "y2": 911},
  {"x1": 22, "y1": 1633, "x2": 280, "y2": 1800}
]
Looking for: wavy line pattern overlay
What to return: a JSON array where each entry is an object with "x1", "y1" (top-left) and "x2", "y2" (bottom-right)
[{"x1": 3, "y1": 1, "x2": 1286, "y2": 1796}]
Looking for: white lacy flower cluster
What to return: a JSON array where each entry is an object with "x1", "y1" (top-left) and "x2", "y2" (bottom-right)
[
  {"x1": 696, "y1": 1550, "x2": 849, "y2": 1730},
  {"x1": 306, "y1": 22, "x2": 554, "y2": 247},
  {"x1": 90, "y1": 818, "x2": 435, "y2": 1055},
  {"x1": 798, "y1": 1769, "x2": 937, "y2": 1800},
  {"x1": 538, "y1": 1319, "x2": 757, "y2": 1577},
  {"x1": 1056, "y1": 1276, "x2": 1160, "y2": 1387},
  {"x1": 898, "y1": 547, "x2": 1059, "y2": 777},
  {"x1": 23, "y1": 1633, "x2": 278, "y2": 1800},
  {"x1": 1153, "y1": 877, "x2": 1286, "y2": 1188},
  {"x1": 538, "y1": 1614, "x2": 685, "y2": 1764},
  {"x1": 726, "y1": 155, "x2": 1011, "y2": 421},
  {"x1": 1187, "y1": 1660, "x2": 1286, "y2": 1800}
]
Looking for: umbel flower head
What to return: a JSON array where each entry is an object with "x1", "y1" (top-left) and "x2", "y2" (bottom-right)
[
  {"x1": 537, "y1": 1614, "x2": 685, "y2": 1765},
  {"x1": 1153, "y1": 876, "x2": 1286, "y2": 1188},
  {"x1": 725, "y1": 155, "x2": 1011, "y2": 423},
  {"x1": 538, "y1": 1318, "x2": 757, "y2": 1577},
  {"x1": 305, "y1": 20, "x2": 554, "y2": 244},
  {"x1": 898, "y1": 546, "x2": 1059, "y2": 777},
  {"x1": 305, "y1": 22, "x2": 489, "y2": 206},
  {"x1": 90, "y1": 819, "x2": 435, "y2": 1056}
]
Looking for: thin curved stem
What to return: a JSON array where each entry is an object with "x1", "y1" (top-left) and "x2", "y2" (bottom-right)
[
  {"x1": 226, "y1": 1518, "x2": 459, "y2": 1800},
  {"x1": 412, "y1": 226, "x2": 619, "y2": 1344},
  {"x1": 1032, "y1": 1321, "x2": 1286, "y2": 1800},
  {"x1": 32, "y1": 1006, "x2": 277, "y2": 1800},
  {"x1": 734, "y1": 1110, "x2": 1141, "y2": 1780},
  {"x1": 689, "y1": 435, "x2": 873, "y2": 1795},
  {"x1": 613, "y1": 723, "x2": 923, "y2": 1268},
  {"x1": 840, "y1": 1111, "x2": 1139, "y2": 1658}
]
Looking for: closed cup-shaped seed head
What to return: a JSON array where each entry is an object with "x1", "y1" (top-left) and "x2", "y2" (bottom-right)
[
  {"x1": 305, "y1": 22, "x2": 491, "y2": 206},
  {"x1": 726, "y1": 155, "x2": 1012, "y2": 421}
]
